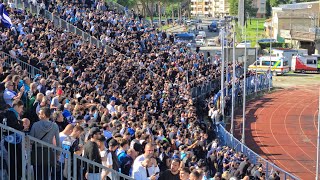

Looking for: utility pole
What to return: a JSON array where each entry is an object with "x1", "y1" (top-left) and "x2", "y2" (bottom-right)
[
  {"x1": 242, "y1": 13, "x2": 253, "y2": 146},
  {"x1": 242, "y1": 24, "x2": 247, "y2": 146},
  {"x1": 221, "y1": 28, "x2": 225, "y2": 123},
  {"x1": 158, "y1": 1, "x2": 161, "y2": 29},
  {"x1": 255, "y1": 19, "x2": 259, "y2": 96},
  {"x1": 238, "y1": 0, "x2": 245, "y2": 27},
  {"x1": 269, "y1": 27, "x2": 272, "y2": 92},
  {"x1": 316, "y1": 87, "x2": 320, "y2": 180},
  {"x1": 231, "y1": 20, "x2": 236, "y2": 136}
]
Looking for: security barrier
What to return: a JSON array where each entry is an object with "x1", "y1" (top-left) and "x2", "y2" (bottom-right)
[
  {"x1": 1, "y1": 52, "x2": 48, "y2": 78},
  {"x1": 73, "y1": 154, "x2": 133, "y2": 180},
  {"x1": 0, "y1": 123, "x2": 134, "y2": 180},
  {"x1": 217, "y1": 124, "x2": 299, "y2": 180}
]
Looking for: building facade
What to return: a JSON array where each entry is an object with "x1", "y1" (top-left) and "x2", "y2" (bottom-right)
[
  {"x1": 271, "y1": 1, "x2": 320, "y2": 54},
  {"x1": 190, "y1": 0, "x2": 229, "y2": 18},
  {"x1": 252, "y1": 0, "x2": 266, "y2": 17}
]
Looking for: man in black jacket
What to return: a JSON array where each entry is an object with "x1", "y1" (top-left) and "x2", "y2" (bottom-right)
[
  {"x1": 82, "y1": 127, "x2": 102, "y2": 179},
  {"x1": 4, "y1": 100, "x2": 25, "y2": 180}
]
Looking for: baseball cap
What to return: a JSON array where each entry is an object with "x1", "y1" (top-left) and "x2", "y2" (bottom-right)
[
  {"x1": 89, "y1": 127, "x2": 101, "y2": 137},
  {"x1": 108, "y1": 139, "x2": 119, "y2": 147},
  {"x1": 57, "y1": 89, "x2": 63, "y2": 95}
]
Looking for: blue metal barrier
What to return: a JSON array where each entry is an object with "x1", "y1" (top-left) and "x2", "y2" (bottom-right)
[{"x1": 217, "y1": 123, "x2": 299, "y2": 179}]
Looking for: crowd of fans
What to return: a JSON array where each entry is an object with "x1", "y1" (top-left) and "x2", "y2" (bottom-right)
[{"x1": 0, "y1": 1, "x2": 275, "y2": 180}]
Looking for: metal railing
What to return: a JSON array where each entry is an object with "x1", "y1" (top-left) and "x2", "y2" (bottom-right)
[
  {"x1": 73, "y1": 154, "x2": 133, "y2": 180},
  {"x1": 1, "y1": 51, "x2": 48, "y2": 78},
  {"x1": 15, "y1": 0, "x2": 129, "y2": 59},
  {"x1": 217, "y1": 124, "x2": 299, "y2": 180},
  {"x1": 44, "y1": 10, "x2": 130, "y2": 59},
  {"x1": 191, "y1": 73, "x2": 272, "y2": 99},
  {"x1": 0, "y1": 123, "x2": 26, "y2": 180},
  {"x1": 27, "y1": 135, "x2": 72, "y2": 180},
  {"x1": 0, "y1": 122, "x2": 134, "y2": 180}
]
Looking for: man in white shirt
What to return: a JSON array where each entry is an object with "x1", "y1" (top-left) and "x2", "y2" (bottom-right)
[
  {"x1": 3, "y1": 81, "x2": 23, "y2": 107},
  {"x1": 106, "y1": 100, "x2": 116, "y2": 114},
  {"x1": 132, "y1": 157, "x2": 159, "y2": 180},
  {"x1": 132, "y1": 143, "x2": 154, "y2": 172},
  {"x1": 208, "y1": 105, "x2": 218, "y2": 125}
]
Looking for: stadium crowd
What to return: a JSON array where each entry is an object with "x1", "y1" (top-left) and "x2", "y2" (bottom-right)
[{"x1": 0, "y1": 2, "x2": 276, "y2": 180}]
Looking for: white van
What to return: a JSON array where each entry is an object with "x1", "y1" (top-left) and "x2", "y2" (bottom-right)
[
  {"x1": 198, "y1": 31, "x2": 206, "y2": 39},
  {"x1": 248, "y1": 56, "x2": 290, "y2": 76}
]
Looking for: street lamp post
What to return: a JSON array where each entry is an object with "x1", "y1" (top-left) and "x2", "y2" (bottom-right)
[
  {"x1": 255, "y1": 20, "x2": 259, "y2": 96},
  {"x1": 269, "y1": 23, "x2": 272, "y2": 92},
  {"x1": 242, "y1": 24, "x2": 247, "y2": 146},
  {"x1": 221, "y1": 28, "x2": 225, "y2": 123},
  {"x1": 317, "y1": 88, "x2": 320, "y2": 180},
  {"x1": 231, "y1": 20, "x2": 236, "y2": 136}
]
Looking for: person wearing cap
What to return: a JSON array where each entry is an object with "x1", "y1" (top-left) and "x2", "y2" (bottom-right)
[
  {"x1": 106, "y1": 99, "x2": 116, "y2": 114},
  {"x1": 82, "y1": 127, "x2": 102, "y2": 179},
  {"x1": 104, "y1": 138, "x2": 120, "y2": 180},
  {"x1": 50, "y1": 88, "x2": 63, "y2": 110}
]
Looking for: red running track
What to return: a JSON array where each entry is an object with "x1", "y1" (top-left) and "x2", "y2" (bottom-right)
[{"x1": 234, "y1": 86, "x2": 319, "y2": 180}]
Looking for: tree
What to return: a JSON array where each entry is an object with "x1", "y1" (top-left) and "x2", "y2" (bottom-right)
[
  {"x1": 229, "y1": 0, "x2": 257, "y2": 17},
  {"x1": 229, "y1": 0, "x2": 238, "y2": 15},
  {"x1": 117, "y1": 0, "x2": 137, "y2": 8}
]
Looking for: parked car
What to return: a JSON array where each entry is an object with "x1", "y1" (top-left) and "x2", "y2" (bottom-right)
[
  {"x1": 236, "y1": 41, "x2": 251, "y2": 48},
  {"x1": 198, "y1": 31, "x2": 206, "y2": 38},
  {"x1": 208, "y1": 21, "x2": 218, "y2": 32},
  {"x1": 195, "y1": 35, "x2": 205, "y2": 46},
  {"x1": 207, "y1": 39, "x2": 216, "y2": 46}
]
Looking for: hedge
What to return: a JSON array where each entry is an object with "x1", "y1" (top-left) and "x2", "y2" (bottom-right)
[{"x1": 258, "y1": 42, "x2": 289, "y2": 49}]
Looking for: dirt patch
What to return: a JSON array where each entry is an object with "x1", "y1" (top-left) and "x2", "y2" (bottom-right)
[{"x1": 273, "y1": 73, "x2": 320, "y2": 89}]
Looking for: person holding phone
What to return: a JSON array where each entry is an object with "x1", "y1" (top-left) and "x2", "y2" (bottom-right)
[{"x1": 132, "y1": 157, "x2": 159, "y2": 180}]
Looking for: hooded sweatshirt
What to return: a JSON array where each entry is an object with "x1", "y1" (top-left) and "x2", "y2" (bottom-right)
[{"x1": 30, "y1": 120, "x2": 61, "y2": 147}]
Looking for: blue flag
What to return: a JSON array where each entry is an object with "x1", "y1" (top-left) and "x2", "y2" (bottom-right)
[{"x1": 0, "y1": 3, "x2": 13, "y2": 28}]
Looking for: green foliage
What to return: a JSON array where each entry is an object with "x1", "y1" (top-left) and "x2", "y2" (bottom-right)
[
  {"x1": 235, "y1": 18, "x2": 268, "y2": 48},
  {"x1": 259, "y1": 42, "x2": 289, "y2": 49},
  {"x1": 116, "y1": 0, "x2": 136, "y2": 8},
  {"x1": 229, "y1": 0, "x2": 258, "y2": 17},
  {"x1": 265, "y1": 0, "x2": 271, "y2": 17},
  {"x1": 229, "y1": 0, "x2": 238, "y2": 15}
]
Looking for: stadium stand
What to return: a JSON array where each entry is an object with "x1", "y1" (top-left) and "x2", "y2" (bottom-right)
[{"x1": 0, "y1": 1, "x2": 296, "y2": 180}]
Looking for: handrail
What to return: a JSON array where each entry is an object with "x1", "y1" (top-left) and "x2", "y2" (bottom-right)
[
  {"x1": 42, "y1": 9, "x2": 131, "y2": 59},
  {"x1": 73, "y1": 154, "x2": 134, "y2": 180},
  {"x1": 17, "y1": 0, "x2": 129, "y2": 59},
  {"x1": 1, "y1": 51, "x2": 48, "y2": 78},
  {"x1": 217, "y1": 124, "x2": 299, "y2": 179}
]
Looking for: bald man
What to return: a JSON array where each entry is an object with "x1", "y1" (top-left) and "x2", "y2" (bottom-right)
[{"x1": 132, "y1": 143, "x2": 155, "y2": 172}]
